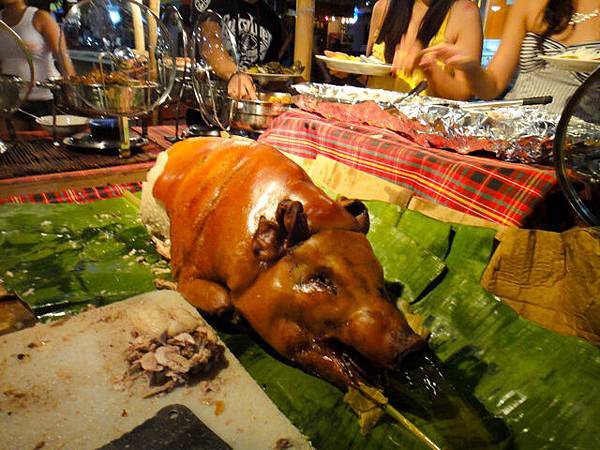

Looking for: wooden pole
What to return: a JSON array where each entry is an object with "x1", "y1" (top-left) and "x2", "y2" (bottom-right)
[
  {"x1": 294, "y1": 0, "x2": 315, "y2": 81},
  {"x1": 130, "y1": 0, "x2": 145, "y2": 54},
  {"x1": 147, "y1": 0, "x2": 160, "y2": 124}
]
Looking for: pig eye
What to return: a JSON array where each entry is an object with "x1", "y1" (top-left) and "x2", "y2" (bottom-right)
[{"x1": 294, "y1": 271, "x2": 338, "y2": 295}]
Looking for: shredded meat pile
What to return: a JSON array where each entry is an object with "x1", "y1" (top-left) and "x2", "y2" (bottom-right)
[{"x1": 126, "y1": 326, "x2": 225, "y2": 397}]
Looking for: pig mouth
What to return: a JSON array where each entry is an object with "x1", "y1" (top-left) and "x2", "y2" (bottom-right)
[
  {"x1": 394, "y1": 334, "x2": 427, "y2": 367},
  {"x1": 313, "y1": 332, "x2": 427, "y2": 389},
  {"x1": 317, "y1": 338, "x2": 391, "y2": 388}
]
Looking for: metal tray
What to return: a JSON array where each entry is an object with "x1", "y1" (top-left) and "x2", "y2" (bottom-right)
[{"x1": 63, "y1": 132, "x2": 148, "y2": 152}]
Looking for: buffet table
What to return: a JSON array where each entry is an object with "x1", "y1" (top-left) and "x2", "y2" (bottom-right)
[
  {"x1": 259, "y1": 109, "x2": 559, "y2": 227},
  {"x1": 1, "y1": 121, "x2": 561, "y2": 228},
  {"x1": 0, "y1": 126, "x2": 172, "y2": 203}
]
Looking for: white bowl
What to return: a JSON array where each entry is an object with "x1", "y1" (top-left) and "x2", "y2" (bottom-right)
[{"x1": 36, "y1": 115, "x2": 90, "y2": 137}]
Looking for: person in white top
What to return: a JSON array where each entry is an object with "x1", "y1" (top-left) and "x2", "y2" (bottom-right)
[{"x1": 0, "y1": 0, "x2": 72, "y2": 123}]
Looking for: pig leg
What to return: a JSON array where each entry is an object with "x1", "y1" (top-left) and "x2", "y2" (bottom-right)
[{"x1": 178, "y1": 278, "x2": 232, "y2": 315}]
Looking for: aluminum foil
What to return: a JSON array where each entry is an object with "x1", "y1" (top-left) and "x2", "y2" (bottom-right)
[
  {"x1": 292, "y1": 83, "x2": 600, "y2": 164},
  {"x1": 293, "y1": 82, "x2": 420, "y2": 107},
  {"x1": 392, "y1": 103, "x2": 557, "y2": 163}
]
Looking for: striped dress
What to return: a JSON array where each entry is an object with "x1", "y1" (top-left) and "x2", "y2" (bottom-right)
[{"x1": 506, "y1": 32, "x2": 600, "y2": 114}]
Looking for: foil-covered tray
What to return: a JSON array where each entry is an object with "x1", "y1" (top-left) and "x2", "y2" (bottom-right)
[
  {"x1": 293, "y1": 82, "x2": 431, "y2": 108},
  {"x1": 292, "y1": 83, "x2": 600, "y2": 164}
]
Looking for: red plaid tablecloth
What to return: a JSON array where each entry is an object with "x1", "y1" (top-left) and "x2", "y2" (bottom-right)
[
  {"x1": 259, "y1": 110, "x2": 558, "y2": 227},
  {"x1": 0, "y1": 182, "x2": 143, "y2": 205}
]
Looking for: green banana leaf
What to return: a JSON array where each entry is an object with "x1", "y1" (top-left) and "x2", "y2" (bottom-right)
[
  {"x1": 364, "y1": 201, "x2": 600, "y2": 450},
  {"x1": 0, "y1": 199, "x2": 166, "y2": 316},
  {"x1": 1, "y1": 199, "x2": 599, "y2": 450}
]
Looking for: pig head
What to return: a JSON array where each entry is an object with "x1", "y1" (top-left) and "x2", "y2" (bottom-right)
[
  {"x1": 151, "y1": 138, "x2": 424, "y2": 387},
  {"x1": 238, "y1": 228, "x2": 424, "y2": 387}
]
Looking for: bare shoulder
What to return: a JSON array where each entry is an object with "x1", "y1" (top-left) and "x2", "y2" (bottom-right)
[
  {"x1": 446, "y1": 0, "x2": 482, "y2": 39},
  {"x1": 32, "y1": 9, "x2": 56, "y2": 29},
  {"x1": 372, "y1": 0, "x2": 389, "y2": 18},
  {"x1": 33, "y1": 9, "x2": 53, "y2": 23},
  {"x1": 449, "y1": 0, "x2": 482, "y2": 22}
]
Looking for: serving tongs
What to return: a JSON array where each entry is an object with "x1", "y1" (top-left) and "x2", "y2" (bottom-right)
[
  {"x1": 399, "y1": 80, "x2": 429, "y2": 103},
  {"x1": 382, "y1": 80, "x2": 428, "y2": 112},
  {"x1": 461, "y1": 96, "x2": 553, "y2": 111}
]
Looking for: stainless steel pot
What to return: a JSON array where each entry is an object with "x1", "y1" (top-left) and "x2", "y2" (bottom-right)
[{"x1": 231, "y1": 92, "x2": 292, "y2": 131}]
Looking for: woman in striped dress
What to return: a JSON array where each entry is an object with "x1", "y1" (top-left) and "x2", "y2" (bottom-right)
[{"x1": 423, "y1": 0, "x2": 600, "y2": 114}]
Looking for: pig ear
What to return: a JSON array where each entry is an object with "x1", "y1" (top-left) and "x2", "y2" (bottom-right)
[
  {"x1": 339, "y1": 197, "x2": 370, "y2": 234},
  {"x1": 252, "y1": 200, "x2": 311, "y2": 263},
  {"x1": 276, "y1": 199, "x2": 311, "y2": 248},
  {"x1": 252, "y1": 216, "x2": 284, "y2": 262}
]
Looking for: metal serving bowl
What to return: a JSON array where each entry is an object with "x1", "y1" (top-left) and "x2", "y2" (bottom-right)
[
  {"x1": 58, "y1": 80, "x2": 161, "y2": 117},
  {"x1": 231, "y1": 92, "x2": 292, "y2": 131}
]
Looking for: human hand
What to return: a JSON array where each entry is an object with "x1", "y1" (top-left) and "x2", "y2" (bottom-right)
[
  {"x1": 421, "y1": 44, "x2": 480, "y2": 73},
  {"x1": 391, "y1": 38, "x2": 423, "y2": 76},
  {"x1": 227, "y1": 73, "x2": 257, "y2": 100}
]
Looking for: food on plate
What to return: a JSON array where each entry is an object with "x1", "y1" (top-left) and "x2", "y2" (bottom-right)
[
  {"x1": 141, "y1": 138, "x2": 425, "y2": 387},
  {"x1": 557, "y1": 48, "x2": 600, "y2": 60},
  {"x1": 324, "y1": 51, "x2": 362, "y2": 62},
  {"x1": 247, "y1": 60, "x2": 304, "y2": 75},
  {"x1": 323, "y1": 50, "x2": 386, "y2": 65}
]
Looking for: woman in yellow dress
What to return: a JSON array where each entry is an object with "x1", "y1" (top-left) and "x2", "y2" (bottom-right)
[{"x1": 365, "y1": 0, "x2": 483, "y2": 99}]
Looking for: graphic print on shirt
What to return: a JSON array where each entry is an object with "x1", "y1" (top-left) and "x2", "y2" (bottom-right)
[
  {"x1": 194, "y1": 0, "x2": 211, "y2": 13},
  {"x1": 222, "y1": 13, "x2": 273, "y2": 68}
]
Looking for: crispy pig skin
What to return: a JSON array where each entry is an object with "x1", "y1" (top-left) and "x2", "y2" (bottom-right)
[{"x1": 152, "y1": 138, "x2": 424, "y2": 386}]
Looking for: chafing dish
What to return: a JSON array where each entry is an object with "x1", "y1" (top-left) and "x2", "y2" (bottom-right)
[{"x1": 57, "y1": 80, "x2": 160, "y2": 117}]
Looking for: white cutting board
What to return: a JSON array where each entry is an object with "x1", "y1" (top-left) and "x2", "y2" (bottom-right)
[{"x1": 0, "y1": 290, "x2": 311, "y2": 450}]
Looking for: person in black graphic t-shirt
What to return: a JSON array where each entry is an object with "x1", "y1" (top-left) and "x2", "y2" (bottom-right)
[{"x1": 192, "y1": 0, "x2": 283, "y2": 100}]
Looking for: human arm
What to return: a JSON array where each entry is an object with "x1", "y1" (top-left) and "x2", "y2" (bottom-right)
[
  {"x1": 423, "y1": 0, "x2": 529, "y2": 99},
  {"x1": 33, "y1": 9, "x2": 75, "y2": 77},
  {"x1": 199, "y1": 19, "x2": 256, "y2": 99},
  {"x1": 420, "y1": 0, "x2": 483, "y2": 100},
  {"x1": 366, "y1": 0, "x2": 387, "y2": 56}
]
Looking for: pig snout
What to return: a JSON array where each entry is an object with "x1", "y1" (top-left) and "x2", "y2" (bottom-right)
[{"x1": 338, "y1": 306, "x2": 425, "y2": 368}]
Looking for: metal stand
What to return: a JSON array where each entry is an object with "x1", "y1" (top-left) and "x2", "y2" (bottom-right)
[{"x1": 118, "y1": 116, "x2": 131, "y2": 158}]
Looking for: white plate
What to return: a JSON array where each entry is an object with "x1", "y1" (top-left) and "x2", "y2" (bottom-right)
[
  {"x1": 36, "y1": 114, "x2": 89, "y2": 127},
  {"x1": 540, "y1": 55, "x2": 600, "y2": 73},
  {"x1": 316, "y1": 55, "x2": 392, "y2": 76},
  {"x1": 36, "y1": 115, "x2": 90, "y2": 136}
]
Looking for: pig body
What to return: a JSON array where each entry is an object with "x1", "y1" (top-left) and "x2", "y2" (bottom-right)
[{"x1": 144, "y1": 137, "x2": 423, "y2": 386}]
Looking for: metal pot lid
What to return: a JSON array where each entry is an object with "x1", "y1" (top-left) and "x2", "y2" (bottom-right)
[
  {"x1": 189, "y1": 10, "x2": 239, "y2": 130},
  {"x1": 60, "y1": 0, "x2": 176, "y2": 117},
  {"x1": 553, "y1": 67, "x2": 600, "y2": 226}
]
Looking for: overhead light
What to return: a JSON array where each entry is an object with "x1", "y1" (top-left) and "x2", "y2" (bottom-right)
[{"x1": 491, "y1": 5, "x2": 501, "y2": 12}]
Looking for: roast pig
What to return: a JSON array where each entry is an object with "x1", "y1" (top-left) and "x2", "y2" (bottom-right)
[{"x1": 141, "y1": 137, "x2": 424, "y2": 386}]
